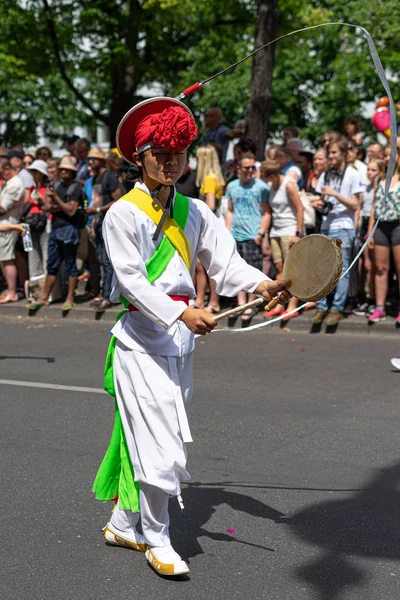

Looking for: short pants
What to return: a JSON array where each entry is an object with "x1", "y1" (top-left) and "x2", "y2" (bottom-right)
[
  {"x1": 374, "y1": 221, "x2": 400, "y2": 247},
  {"x1": 236, "y1": 239, "x2": 263, "y2": 270},
  {"x1": 270, "y1": 236, "x2": 292, "y2": 265}
]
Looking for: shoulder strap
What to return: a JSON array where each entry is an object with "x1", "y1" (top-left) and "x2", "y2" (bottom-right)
[
  {"x1": 120, "y1": 187, "x2": 191, "y2": 274},
  {"x1": 66, "y1": 181, "x2": 81, "y2": 201}
]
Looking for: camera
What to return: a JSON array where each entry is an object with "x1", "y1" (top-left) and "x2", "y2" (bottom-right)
[{"x1": 322, "y1": 200, "x2": 334, "y2": 216}]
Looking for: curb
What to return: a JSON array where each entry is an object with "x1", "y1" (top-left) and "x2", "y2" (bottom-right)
[{"x1": 0, "y1": 300, "x2": 399, "y2": 335}]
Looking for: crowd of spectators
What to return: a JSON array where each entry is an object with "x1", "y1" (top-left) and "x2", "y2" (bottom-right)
[{"x1": 1, "y1": 99, "x2": 400, "y2": 329}]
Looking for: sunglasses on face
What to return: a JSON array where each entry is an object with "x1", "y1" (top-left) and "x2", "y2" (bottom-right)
[
  {"x1": 347, "y1": 145, "x2": 355, "y2": 151},
  {"x1": 242, "y1": 166, "x2": 256, "y2": 171}
]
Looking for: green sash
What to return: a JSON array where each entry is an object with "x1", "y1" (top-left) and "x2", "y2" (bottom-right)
[{"x1": 92, "y1": 191, "x2": 190, "y2": 511}]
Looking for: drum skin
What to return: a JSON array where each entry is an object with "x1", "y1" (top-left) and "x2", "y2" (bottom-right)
[{"x1": 282, "y1": 234, "x2": 343, "y2": 302}]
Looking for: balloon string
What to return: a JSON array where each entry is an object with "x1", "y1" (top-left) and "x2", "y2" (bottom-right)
[{"x1": 192, "y1": 22, "x2": 398, "y2": 335}]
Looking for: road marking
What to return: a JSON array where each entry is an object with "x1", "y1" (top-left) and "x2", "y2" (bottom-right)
[{"x1": 0, "y1": 379, "x2": 106, "y2": 394}]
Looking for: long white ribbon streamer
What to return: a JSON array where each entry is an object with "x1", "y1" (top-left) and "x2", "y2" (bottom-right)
[{"x1": 207, "y1": 22, "x2": 397, "y2": 336}]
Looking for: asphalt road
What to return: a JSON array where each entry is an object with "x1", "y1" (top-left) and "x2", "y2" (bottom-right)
[{"x1": 1, "y1": 315, "x2": 400, "y2": 600}]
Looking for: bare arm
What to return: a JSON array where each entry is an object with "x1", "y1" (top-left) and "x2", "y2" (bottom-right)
[
  {"x1": 225, "y1": 199, "x2": 233, "y2": 230},
  {"x1": 287, "y1": 181, "x2": 304, "y2": 232},
  {"x1": 322, "y1": 185, "x2": 360, "y2": 211},
  {"x1": 47, "y1": 188, "x2": 78, "y2": 217},
  {"x1": 205, "y1": 192, "x2": 216, "y2": 212}
]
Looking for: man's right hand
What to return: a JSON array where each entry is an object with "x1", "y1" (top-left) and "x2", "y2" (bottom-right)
[{"x1": 179, "y1": 307, "x2": 217, "y2": 335}]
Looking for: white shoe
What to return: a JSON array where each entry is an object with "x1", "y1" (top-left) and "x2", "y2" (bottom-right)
[
  {"x1": 103, "y1": 523, "x2": 147, "y2": 552},
  {"x1": 391, "y1": 358, "x2": 400, "y2": 371},
  {"x1": 145, "y1": 546, "x2": 190, "y2": 576}
]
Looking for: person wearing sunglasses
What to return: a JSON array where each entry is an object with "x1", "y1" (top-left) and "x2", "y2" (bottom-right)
[{"x1": 225, "y1": 152, "x2": 270, "y2": 326}]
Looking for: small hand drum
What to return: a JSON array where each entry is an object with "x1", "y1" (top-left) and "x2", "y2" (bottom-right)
[
  {"x1": 215, "y1": 235, "x2": 343, "y2": 322},
  {"x1": 281, "y1": 234, "x2": 343, "y2": 302}
]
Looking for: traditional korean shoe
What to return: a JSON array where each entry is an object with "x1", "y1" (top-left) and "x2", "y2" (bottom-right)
[
  {"x1": 145, "y1": 546, "x2": 190, "y2": 576},
  {"x1": 103, "y1": 523, "x2": 147, "y2": 552}
]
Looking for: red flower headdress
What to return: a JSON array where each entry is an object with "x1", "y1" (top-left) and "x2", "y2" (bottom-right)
[{"x1": 135, "y1": 106, "x2": 198, "y2": 153}]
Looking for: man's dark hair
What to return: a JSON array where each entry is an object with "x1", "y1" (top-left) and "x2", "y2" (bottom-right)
[
  {"x1": 235, "y1": 137, "x2": 256, "y2": 155},
  {"x1": 356, "y1": 146, "x2": 367, "y2": 161},
  {"x1": 75, "y1": 138, "x2": 91, "y2": 149},
  {"x1": 239, "y1": 152, "x2": 256, "y2": 165},
  {"x1": 0, "y1": 158, "x2": 11, "y2": 169},
  {"x1": 299, "y1": 151, "x2": 314, "y2": 164}
]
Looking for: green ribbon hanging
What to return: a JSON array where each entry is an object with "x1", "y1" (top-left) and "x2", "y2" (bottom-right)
[{"x1": 92, "y1": 192, "x2": 190, "y2": 511}]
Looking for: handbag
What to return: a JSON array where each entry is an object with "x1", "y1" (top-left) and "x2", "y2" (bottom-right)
[
  {"x1": 25, "y1": 211, "x2": 47, "y2": 231},
  {"x1": 299, "y1": 191, "x2": 316, "y2": 228}
]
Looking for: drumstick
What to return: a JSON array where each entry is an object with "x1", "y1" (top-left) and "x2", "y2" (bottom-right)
[{"x1": 214, "y1": 298, "x2": 264, "y2": 321}]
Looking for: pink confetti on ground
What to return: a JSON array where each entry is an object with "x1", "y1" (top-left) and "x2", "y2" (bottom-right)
[
  {"x1": 227, "y1": 528, "x2": 236, "y2": 534},
  {"x1": 301, "y1": 347, "x2": 305, "y2": 352}
]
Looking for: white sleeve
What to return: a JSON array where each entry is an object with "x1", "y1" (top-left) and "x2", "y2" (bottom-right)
[
  {"x1": 0, "y1": 178, "x2": 24, "y2": 211},
  {"x1": 195, "y1": 201, "x2": 268, "y2": 296},
  {"x1": 102, "y1": 204, "x2": 188, "y2": 329}
]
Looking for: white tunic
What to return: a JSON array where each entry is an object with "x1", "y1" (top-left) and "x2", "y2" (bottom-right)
[
  {"x1": 103, "y1": 182, "x2": 267, "y2": 357},
  {"x1": 102, "y1": 182, "x2": 268, "y2": 495}
]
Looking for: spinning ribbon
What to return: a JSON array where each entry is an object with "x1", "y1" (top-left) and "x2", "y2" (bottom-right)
[{"x1": 178, "y1": 23, "x2": 397, "y2": 334}]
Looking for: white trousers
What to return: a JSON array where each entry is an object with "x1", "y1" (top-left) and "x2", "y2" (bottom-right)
[
  {"x1": 111, "y1": 485, "x2": 170, "y2": 547},
  {"x1": 112, "y1": 341, "x2": 194, "y2": 546}
]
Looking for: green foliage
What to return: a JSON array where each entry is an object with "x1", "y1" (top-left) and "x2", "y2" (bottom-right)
[
  {"x1": 0, "y1": 0, "x2": 399, "y2": 147},
  {"x1": 270, "y1": 0, "x2": 400, "y2": 145}
]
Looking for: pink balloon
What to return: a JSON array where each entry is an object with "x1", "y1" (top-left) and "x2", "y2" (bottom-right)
[{"x1": 372, "y1": 108, "x2": 390, "y2": 132}]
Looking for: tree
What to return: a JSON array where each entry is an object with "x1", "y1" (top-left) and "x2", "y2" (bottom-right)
[
  {"x1": 0, "y1": 0, "x2": 257, "y2": 146},
  {"x1": 246, "y1": 0, "x2": 279, "y2": 160},
  {"x1": 1, "y1": 0, "x2": 399, "y2": 148}
]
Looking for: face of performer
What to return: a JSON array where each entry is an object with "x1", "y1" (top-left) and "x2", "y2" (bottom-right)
[
  {"x1": 238, "y1": 158, "x2": 256, "y2": 184},
  {"x1": 328, "y1": 143, "x2": 345, "y2": 170},
  {"x1": 133, "y1": 147, "x2": 187, "y2": 187},
  {"x1": 313, "y1": 150, "x2": 328, "y2": 175}
]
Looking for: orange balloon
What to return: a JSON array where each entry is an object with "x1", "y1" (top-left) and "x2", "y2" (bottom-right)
[{"x1": 376, "y1": 96, "x2": 390, "y2": 109}]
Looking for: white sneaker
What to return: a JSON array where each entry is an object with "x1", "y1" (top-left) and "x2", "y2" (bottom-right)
[
  {"x1": 390, "y1": 358, "x2": 400, "y2": 371},
  {"x1": 145, "y1": 545, "x2": 189, "y2": 576},
  {"x1": 103, "y1": 523, "x2": 147, "y2": 552}
]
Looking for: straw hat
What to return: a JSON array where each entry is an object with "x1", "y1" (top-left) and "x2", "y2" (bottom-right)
[
  {"x1": 88, "y1": 146, "x2": 106, "y2": 160},
  {"x1": 59, "y1": 155, "x2": 78, "y2": 172}
]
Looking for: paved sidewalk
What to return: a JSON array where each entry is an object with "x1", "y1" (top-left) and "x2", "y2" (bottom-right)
[{"x1": 0, "y1": 297, "x2": 399, "y2": 336}]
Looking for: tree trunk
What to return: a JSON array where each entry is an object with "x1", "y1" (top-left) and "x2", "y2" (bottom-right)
[{"x1": 246, "y1": 0, "x2": 279, "y2": 161}]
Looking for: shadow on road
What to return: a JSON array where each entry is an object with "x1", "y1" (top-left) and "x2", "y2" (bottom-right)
[
  {"x1": 174, "y1": 463, "x2": 400, "y2": 597},
  {"x1": 286, "y1": 461, "x2": 400, "y2": 599},
  {"x1": 170, "y1": 484, "x2": 285, "y2": 560}
]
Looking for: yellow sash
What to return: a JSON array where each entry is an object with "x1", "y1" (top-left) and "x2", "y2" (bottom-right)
[{"x1": 120, "y1": 188, "x2": 191, "y2": 272}]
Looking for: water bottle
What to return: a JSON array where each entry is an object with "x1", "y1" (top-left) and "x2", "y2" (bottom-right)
[{"x1": 22, "y1": 226, "x2": 33, "y2": 252}]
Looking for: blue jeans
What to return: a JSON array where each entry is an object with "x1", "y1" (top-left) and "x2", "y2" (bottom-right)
[
  {"x1": 96, "y1": 236, "x2": 113, "y2": 301},
  {"x1": 317, "y1": 228, "x2": 355, "y2": 312}
]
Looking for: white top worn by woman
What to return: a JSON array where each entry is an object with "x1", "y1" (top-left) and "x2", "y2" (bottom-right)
[
  {"x1": 103, "y1": 182, "x2": 267, "y2": 357},
  {"x1": 269, "y1": 176, "x2": 297, "y2": 237}
]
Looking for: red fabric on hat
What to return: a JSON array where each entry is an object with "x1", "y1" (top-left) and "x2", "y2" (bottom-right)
[{"x1": 134, "y1": 106, "x2": 198, "y2": 153}]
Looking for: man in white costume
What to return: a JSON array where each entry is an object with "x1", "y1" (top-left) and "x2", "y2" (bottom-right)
[{"x1": 93, "y1": 97, "x2": 291, "y2": 577}]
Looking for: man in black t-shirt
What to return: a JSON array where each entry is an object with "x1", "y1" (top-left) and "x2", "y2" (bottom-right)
[
  {"x1": 27, "y1": 155, "x2": 84, "y2": 312},
  {"x1": 84, "y1": 147, "x2": 122, "y2": 311}
]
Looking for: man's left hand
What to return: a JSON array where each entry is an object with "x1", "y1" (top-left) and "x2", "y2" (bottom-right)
[
  {"x1": 85, "y1": 207, "x2": 97, "y2": 215},
  {"x1": 254, "y1": 279, "x2": 292, "y2": 304}
]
